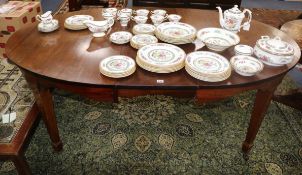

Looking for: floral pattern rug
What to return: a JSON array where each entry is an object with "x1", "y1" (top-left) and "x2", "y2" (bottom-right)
[{"x1": 1, "y1": 79, "x2": 302, "y2": 174}]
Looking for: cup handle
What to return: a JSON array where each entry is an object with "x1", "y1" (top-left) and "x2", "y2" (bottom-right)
[
  {"x1": 164, "y1": 14, "x2": 168, "y2": 20},
  {"x1": 36, "y1": 15, "x2": 42, "y2": 22}
]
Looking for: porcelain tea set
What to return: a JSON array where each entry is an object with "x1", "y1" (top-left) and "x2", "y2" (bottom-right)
[
  {"x1": 36, "y1": 11, "x2": 59, "y2": 32},
  {"x1": 35, "y1": 5, "x2": 297, "y2": 80}
]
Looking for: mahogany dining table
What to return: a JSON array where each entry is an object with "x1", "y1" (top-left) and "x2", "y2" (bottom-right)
[{"x1": 5, "y1": 8, "x2": 301, "y2": 154}]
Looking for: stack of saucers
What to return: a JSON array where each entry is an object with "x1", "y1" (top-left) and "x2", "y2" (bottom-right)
[
  {"x1": 99, "y1": 55, "x2": 136, "y2": 78},
  {"x1": 155, "y1": 22, "x2": 196, "y2": 45},
  {"x1": 136, "y1": 43, "x2": 186, "y2": 73},
  {"x1": 130, "y1": 34, "x2": 158, "y2": 49},
  {"x1": 64, "y1": 15, "x2": 94, "y2": 30},
  {"x1": 185, "y1": 51, "x2": 231, "y2": 82}
]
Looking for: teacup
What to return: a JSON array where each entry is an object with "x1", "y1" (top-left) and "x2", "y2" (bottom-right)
[
  {"x1": 36, "y1": 11, "x2": 53, "y2": 24},
  {"x1": 168, "y1": 14, "x2": 181, "y2": 22},
  {"x1": 118, "y1": 8, "x2": 133, "y2": 17},
  {"x1": 151, "y1": 14, "x2": 167, "y2": 26},
  {"x1": 117, "y1": 13, "x2": 131, "y2": 27},
  {"x1": 151, "y1": 9, "x2": 167, "y2": 16},
  {"x1": 134, "y1": 9, "x2": 149, "y2": 16},
  {"x1": 103, "y1": 7, "x2": 118, "y2": 16},
  {"x1": 131, "y1": 16, "x2": 148, "y2": 24},
  {"x1": 102, "y1": 12, "x2": 115, "y2": 20}
]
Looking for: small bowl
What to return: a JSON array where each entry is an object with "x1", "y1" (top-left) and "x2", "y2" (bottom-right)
[
  {"x1": 110, "y1": 31, "x2": 133, "y2": 44},
  {"x1": 197, "y1": 28, "x2": 240, "y2": 52},
  {"x1": 234, "y1": 44, "x2": 253, "y2": 56},
  {"x1": 230, "y1": 55, "x2": 264, "y2": 76}
]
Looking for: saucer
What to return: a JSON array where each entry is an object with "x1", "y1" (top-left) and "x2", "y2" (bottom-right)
[{"x1": 110, "y1": 31, "x2": 133, "y2": 44}]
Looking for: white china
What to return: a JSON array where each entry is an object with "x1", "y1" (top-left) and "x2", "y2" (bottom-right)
[
  {"x1": 38, "y1": 19, "x2": 59, "y2": 33},
  {"x1": 132, "y1": 24, "x2": 156, "y2": 35},
  {"x1": 197, "y1": 28, "x2": 240, "y2": 52},
  {"x1": 168, "y1": 14, "x2": 181, "y2": 22},
  {"x1": 99, "y1": 55, "x2": 136, "y2": 78},
  {"x1": 64, "y1": 15, "x2": 94, "y2": 30},
  {"x1": 185, "y1": 51, "x2": 231, "y2": 82},
  {"x1": 155, "y1": 22, "x2": 196, "y2": 45},
  {"x1": 118, "y1": 13, "x2": 131, "y2": 27},
  {"x1": 130, "y1": 34, "x2": 158, "y2": 49},
  {"x1": 102, "y1": 12, "x2": 115, "y2": 20},
  {"x1": 84, "y1": 19, "x2": 114, "y2": 37},
  {"x1": 36, "y1": 11, "x2": 53, "y2": 24},
  {"x1": 151, "y1": 9, "x2": 167, "y2": 16},
  {"x1": 103, "y1": 8, "x2": 118, "y2": 17},
  {"x1": 136, "y1": 43, "x2": 186, "y2": 73},
  {"x1": 131, "y1": 15, "x2": 148, "y2": 24},
  {"x1": 151, "y1": 14, "x2": 167, "y2": 26},
  {"x1": 234, "y1": 44, "x2": 253, "y2": 56},
  {"x1": 110, "y1": 31, "x2": 133, "y2": 44},
  {"x1": 217, "y1": 5, "x2": 252, "y2": 33},
  {"x1": 118, "y1": 8, "x2": 133, "y2": 17},
  {"x1": 253, "y1": 36, "x2": 295, "y2": 66},
  {"x1": 134, "y1": 9, "x2": 149, "y2": 16},
  {"x1": 230, "y1": 55, "x2": 263, "y2": 76}
]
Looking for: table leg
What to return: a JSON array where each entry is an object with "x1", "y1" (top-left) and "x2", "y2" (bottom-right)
[
  {"x1": 242, "y1": 78, "x2": 282, "y2": 153},
  {"x1": 34, "y1": 87, "x2": 63, "y2": 151},
  {"x1": 12, "y1": 155, "x2": 31, "y2": 175}
]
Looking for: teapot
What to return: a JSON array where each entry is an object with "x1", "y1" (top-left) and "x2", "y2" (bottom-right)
[
  {"x1": 83, "y1": 19, "x2": 114, "y2": 37},
  {"x1": 217, "y1": 5, "x2": 252, "y2": 33}
]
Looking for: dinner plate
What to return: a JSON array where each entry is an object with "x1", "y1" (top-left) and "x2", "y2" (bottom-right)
[
  {"x1": 136, "y1": 56, "x2": 184, "y2": 73},
  {"x1": 137, "y1": 43, "x2": 186, "y2": 68},
  {"x1": 64, "y1": 15, "x2": 94, "y2": 30},
  {"x1": 99, "y1": 55, "x2": 136, "y2": 78}
]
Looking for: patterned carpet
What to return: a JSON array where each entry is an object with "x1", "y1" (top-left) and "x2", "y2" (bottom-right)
[{"x1": 1, "y1": 3, "x2": 302, "y2": 175}]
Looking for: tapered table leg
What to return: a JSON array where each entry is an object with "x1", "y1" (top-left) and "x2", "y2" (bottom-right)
[
  {"x1": 242, "y1": 78, "x2": 282, "y2": 153},
  {"x1": 23, "y1": 74, "x2": 63, "y2": 152}
]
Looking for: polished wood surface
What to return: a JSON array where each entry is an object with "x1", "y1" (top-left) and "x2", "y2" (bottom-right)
[
  {"x1": 6, "y1": 8, "x2": 301, "y2": 154},
  {"x1": 133, "y1": 0, "x2": 242, "y2": 9}
]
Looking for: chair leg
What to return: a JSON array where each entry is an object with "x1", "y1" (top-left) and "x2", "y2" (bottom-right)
[{"x1": 12, "y1": 155, "x2": 31, "y2": 175}]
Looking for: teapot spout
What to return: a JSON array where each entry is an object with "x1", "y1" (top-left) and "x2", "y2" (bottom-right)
[{"x1": 216, "y1": 6, "x2": 224, "y2": 28}]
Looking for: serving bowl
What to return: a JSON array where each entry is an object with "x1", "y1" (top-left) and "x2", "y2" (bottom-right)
[
  {"x1": 253, "y1": 36, "x2": 295, "y2": 66},
  {"x1": 197, "y1": 28, "x2": 240, "y2": 52},
  {"x1": 230, "y1": 55, "x2": 263, "y2": 76}
]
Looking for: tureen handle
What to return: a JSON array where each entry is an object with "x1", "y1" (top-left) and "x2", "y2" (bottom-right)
[
  {"x1": 261, "y1": 36, "x2": 270, "y2": 40},
  {"x1": 240, "y1": 9, "x2": 252, "y2": 31}
]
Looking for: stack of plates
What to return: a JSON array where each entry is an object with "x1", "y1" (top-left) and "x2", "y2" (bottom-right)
[
  {"x1": 185, "y1": 51, "x2": 231, "y2": 82},
  {"x1": 64, "y1": 15, "x2": 94, "y2": 30},
  {"x1": 132, "y1": 24, "x2": 156, "y2": 35},
  {"x1": 130, "y1": 34, "x2": 158, "y2": 49},
  {"x1": 155, "y1": 22, "x2": 196, "y2": 45},
  {"x1": 99, "y1": 55, "x2": 136, "y2": 78},
  {"x1": 136, "y1": 43, "x2": 186, "y2": 73}
]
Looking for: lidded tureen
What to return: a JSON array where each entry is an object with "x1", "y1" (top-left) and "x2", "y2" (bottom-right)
[
  {"x1": 254, "y1": 36, "x2": 295, "y2": 66},
  {"x1": 217, "y1": 5, "x2": 252, "y2": 33}
]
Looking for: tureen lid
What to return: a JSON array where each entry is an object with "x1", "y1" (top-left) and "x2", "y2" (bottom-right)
[
  {"x1": 256, "y1": 36, "x2": 294, "y2": 56},
  {"x1": 227, "y1": 5, "x2": 242, "y2": 14}
]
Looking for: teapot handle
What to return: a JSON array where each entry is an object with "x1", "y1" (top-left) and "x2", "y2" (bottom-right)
[{"x1": 240, "y1": 9, "x2": 252, "y2": 31}]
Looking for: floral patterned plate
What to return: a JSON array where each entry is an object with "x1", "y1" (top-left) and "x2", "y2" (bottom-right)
[
  {"x1": 110, "y1": 31, "x2": 133, "y2": 44},
  {"x1": 64, "y1": 15, "x2": 94, "y2": 30},
  {"x1": 185, "y1": 51, "x2": 231, "y2": 82},
  {"x1": 137, "y1": 43, "x2": 186, "y2": 68},
  {"x1": 99, "y1": 55, "x2": 136, "y2": 78},
  {"x1": 132, "y1": 24, "x2": 156, "y2": 35},
  {"x1": 130, "y1": 34, "x2": 158, "y2": 49}
]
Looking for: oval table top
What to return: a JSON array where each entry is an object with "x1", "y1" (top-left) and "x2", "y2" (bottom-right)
[{"x1": 6, "y1": 8, "x2": 301, "y2": 89}]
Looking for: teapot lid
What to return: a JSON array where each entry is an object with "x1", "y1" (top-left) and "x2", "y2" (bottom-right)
[
  {"x1": 256, "y1": 36, "x2": 294, "y2": 56},
  {"x1": 228, "y1": 5, "x2": 242, "y2": 14}
]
